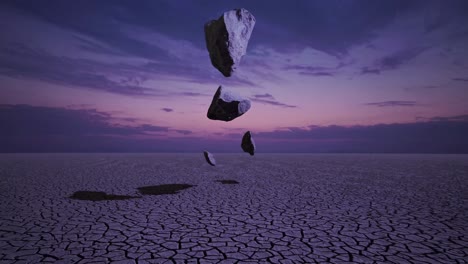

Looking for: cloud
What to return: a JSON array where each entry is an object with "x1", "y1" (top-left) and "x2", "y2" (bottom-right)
[
  {"x1": 300, "y1": 71, "x2": 334, "y2": 77},
  {"x1": 179, "y1": 92, "x2": 210, "y2": 97},
  {"x1": 250, "y1": 98, "x2": 297, "y2": 108},
  {"x1": 364, "y1": 101, "x2": 418, "y2": 107},
  {"x1": 0, "y1": 104, "x2": 225, "y2": 152},
  {"x1": 361, "y1": 47, "x2": 428, "y2": 74},
  {"x1": 422, "y1": 1, "x2": 468, "y2": 33},
  {"x1": 360, "y1": 67, "x2": 381, "y2": 75},
  {"x1": 1, "y1": 1, "x2": 173, "y2": 61},
  {"x1": 0, "y1": 43, "x2": 158, "y2": 96},
  {"x1": 142, "y1": 61, "x2": 257, "y2": 88},
  {"x1": 0, "y1": 104, "x2": 171, "y2": 137},
  {"x1": 1, "y1": 104, "x2": 467, "y2": 153},
  {"x1": 251, "y1": 117, "x2": 468, "y2": 153},
  {"x1": 379, "y1": 47, "x2": 428, "y2": 70},
  {"x1": 417, "y1": 114, "x2": 468, "y2": 122},
  {"x1": 0, "y1": 104, "x2": 199, "y2": 140},
  {"x1": 249, "y1": 93, "x2": 297, "y2": 108},
  {"x1": 3, "y1": 0, "x2": 465, "y2": 97},
  {"x1": 453, "y1": 77, "x2": 468, "y2": 82},
  {"x1": 283, "y1": 65, "x2": 336, "y2": 76},
  {"x1": 418, "y1": 85, "x2": 439, "y2": 89},
  {"x1": 174, "y1": 129, "x2": 192, "y2": 135},
  {"x1": 161, "y1": 108, "x2": 173, "y2": 112},
  {"x1": 0, "y1": 5, "x2": 259, "y2": 98},
  {"x1": 247, "y1": 0, "x2": 422, "y2": 55},
  {"x1": 253, "y1": 93, "x2": 275, "y2": 99},
  {"x1": 0, "y1": 42, "x2": 256, "y2": 98},
  {"x1": 2, "y1": 0, "x2": 439, "y2": 57},
  {"x1": 0, "y1": 104, "x2": 197, "y2": 142}
]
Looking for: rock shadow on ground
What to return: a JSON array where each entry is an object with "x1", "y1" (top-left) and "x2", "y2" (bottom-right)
[
  {"x1": 216, "y1": 180, "x2": 239, "y2": 184},
  {"x1": 137, "y1": 184, "x2": 194, "y2": 195},
  {"x1": 69, "y1": 191, "x2": 138, "y2": 201}
]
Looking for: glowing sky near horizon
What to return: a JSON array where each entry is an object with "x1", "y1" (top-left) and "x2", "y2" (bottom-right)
[{"x1": 1, "y1": 0, "x2": 468, "y2": 140}]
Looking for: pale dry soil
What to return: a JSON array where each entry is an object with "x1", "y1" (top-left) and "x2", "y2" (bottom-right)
[{"x1": 0, "y1": 154, "x2": 467, "y2": 263}]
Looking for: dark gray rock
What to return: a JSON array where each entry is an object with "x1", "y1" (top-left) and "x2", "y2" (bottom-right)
[
  {"x1": 207, "y1": 86, "x2": 251, "y2": 121},
  {"x1": 241, "y1": 131, "x2": 255, "y2": 156},
  {"x1": 204, "y1": 8, "x2": 256, "y2": 77},
  {"x1": 203, "y1": 151, "x2": 216, "y2": 166}
]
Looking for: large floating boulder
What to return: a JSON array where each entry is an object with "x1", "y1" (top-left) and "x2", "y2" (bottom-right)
[
  {"x1": 203, "y1": 151, "x2": 216, "y2": 166},
  {"x1": 241, "y1": 131, "x2": 255, "y2": 156},
  {"x1": 207, "y1": 86, "x2": 251, "y2": 121},
  {"x1": 204, "y1": 8, "x2": 256, "y2": 77}
]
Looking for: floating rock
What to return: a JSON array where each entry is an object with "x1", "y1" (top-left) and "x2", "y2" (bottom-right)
[
  {"x1": 207, "y1": 86, "x2": 251, "y2": 121},
  {"x1": 241, "y1": 131, "x2": 255, "y2": 156},
  {"x1": 203, "y1": 151, "x2": 216, "y2": 166},
  {"x1": 204, "y1": 8, "x2": 256, "y2": 77}
]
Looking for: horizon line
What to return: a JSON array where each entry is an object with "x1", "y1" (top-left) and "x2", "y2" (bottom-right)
[{"x1": 1, "y1": 152, "x2": 467, "y2": 155}]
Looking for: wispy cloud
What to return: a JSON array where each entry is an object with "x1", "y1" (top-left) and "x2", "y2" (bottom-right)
[
  {"x1": 360, "y1": 67, "x2": 381, "y2": 75},
  {"x1": 0, "y1": 106, "x2": 227, "y2": 152},
  {"x1": 2, "y1": 0, "x2": 438, "y2": 57},
  {"x1": 252, "y1": 93, "x2": 275, "y2": 99},
  {"x1": 0, "y1": 4, "x2": 259, "y2": 98},
  {"x1": 178, "y1": 92, "x2": 210, "y2": 97},
  {"x1": 251, "y1": 117, "x2": 468, "y2": 153},
  {"x1": 283, "y1": 65, "x2": 336, "y2": 77},
  {"x1": 0, "y1": 104, "x2": 194, "y2": 139},
  {"x1": 173, "y1": 129, "x2": 192, "y2": 135},
  {"x1": 251, "y1": 98, "x2": 297, "y2": 108},
  {"x1": 0, "y1": 42, "x2": 256, "y2": 97},
  {"x1": 361, "y1": 47, "x2": 428, "y2": 75},
  {"x1": 0, "y1": 43, "x2": 157, "y2": 96},
  {"x1": 300, "y1": 71, "x2": 334, "y2": 77},
  {"x1": 364, "y1": 101, "x2": 418, "y2": 107},
  {"x1": 453, "y1": 77, "x2": 468, "y2": 82},
  {"x1": 161, "y1": 108, "x2": 174, "y2": 113},
  {"x1": 416, "y1": 114, "x2": 468, "y2": 122},
  {"x1": 1, "y1": 104, "x2": 467, "y2": 153},
  {"x1": 249, "y1": 93, "x2": 297, "y2": 108},
  {"x1": 379, "y1": 47, "x2": 428, "y2": 70}
]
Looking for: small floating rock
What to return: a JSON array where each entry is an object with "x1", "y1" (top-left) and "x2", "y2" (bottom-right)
[
  {"x1": 203, "y1": 151, "x2": 216, "y2": 166},
  {"x1": 241, "y1": 131, "x2": 255, "y2": 156}
]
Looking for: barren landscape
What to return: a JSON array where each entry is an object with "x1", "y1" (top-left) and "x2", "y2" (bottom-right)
[{"x1": 0, "y1": 154, "x2": 467, "y2": 263}]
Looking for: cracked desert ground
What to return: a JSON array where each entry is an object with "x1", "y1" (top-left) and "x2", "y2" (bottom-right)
[{"x1": 0, "y1": 153, "x2": 467, "y2": 263}]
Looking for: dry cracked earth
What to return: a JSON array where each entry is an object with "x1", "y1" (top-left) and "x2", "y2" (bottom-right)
[{"x1": 0, "y1": 154, "x2": 467, "y2": 263}]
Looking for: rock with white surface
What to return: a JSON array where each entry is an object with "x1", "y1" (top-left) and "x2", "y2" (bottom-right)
[
  {"x1": 241, "y1": 131, "x2": 255, "y2": 156},
  {"x1": 203, "y1": 151, "x2": 216, "y2": 166},
  {"x1": 204, "y1": 8, "x2": 256, "y2": 77},
  {"x1": 207, "y1": 86, "x2": 251, "y2": 121}
]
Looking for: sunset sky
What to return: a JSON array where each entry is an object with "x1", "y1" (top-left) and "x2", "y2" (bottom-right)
[{"x1": 1, "y1": 0, "x2": 467, "y2": 152}]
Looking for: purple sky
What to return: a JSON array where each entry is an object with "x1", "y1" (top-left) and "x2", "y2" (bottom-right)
[{"x1": 1, "y1": 0, "x2": 468, "y2": 153}]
